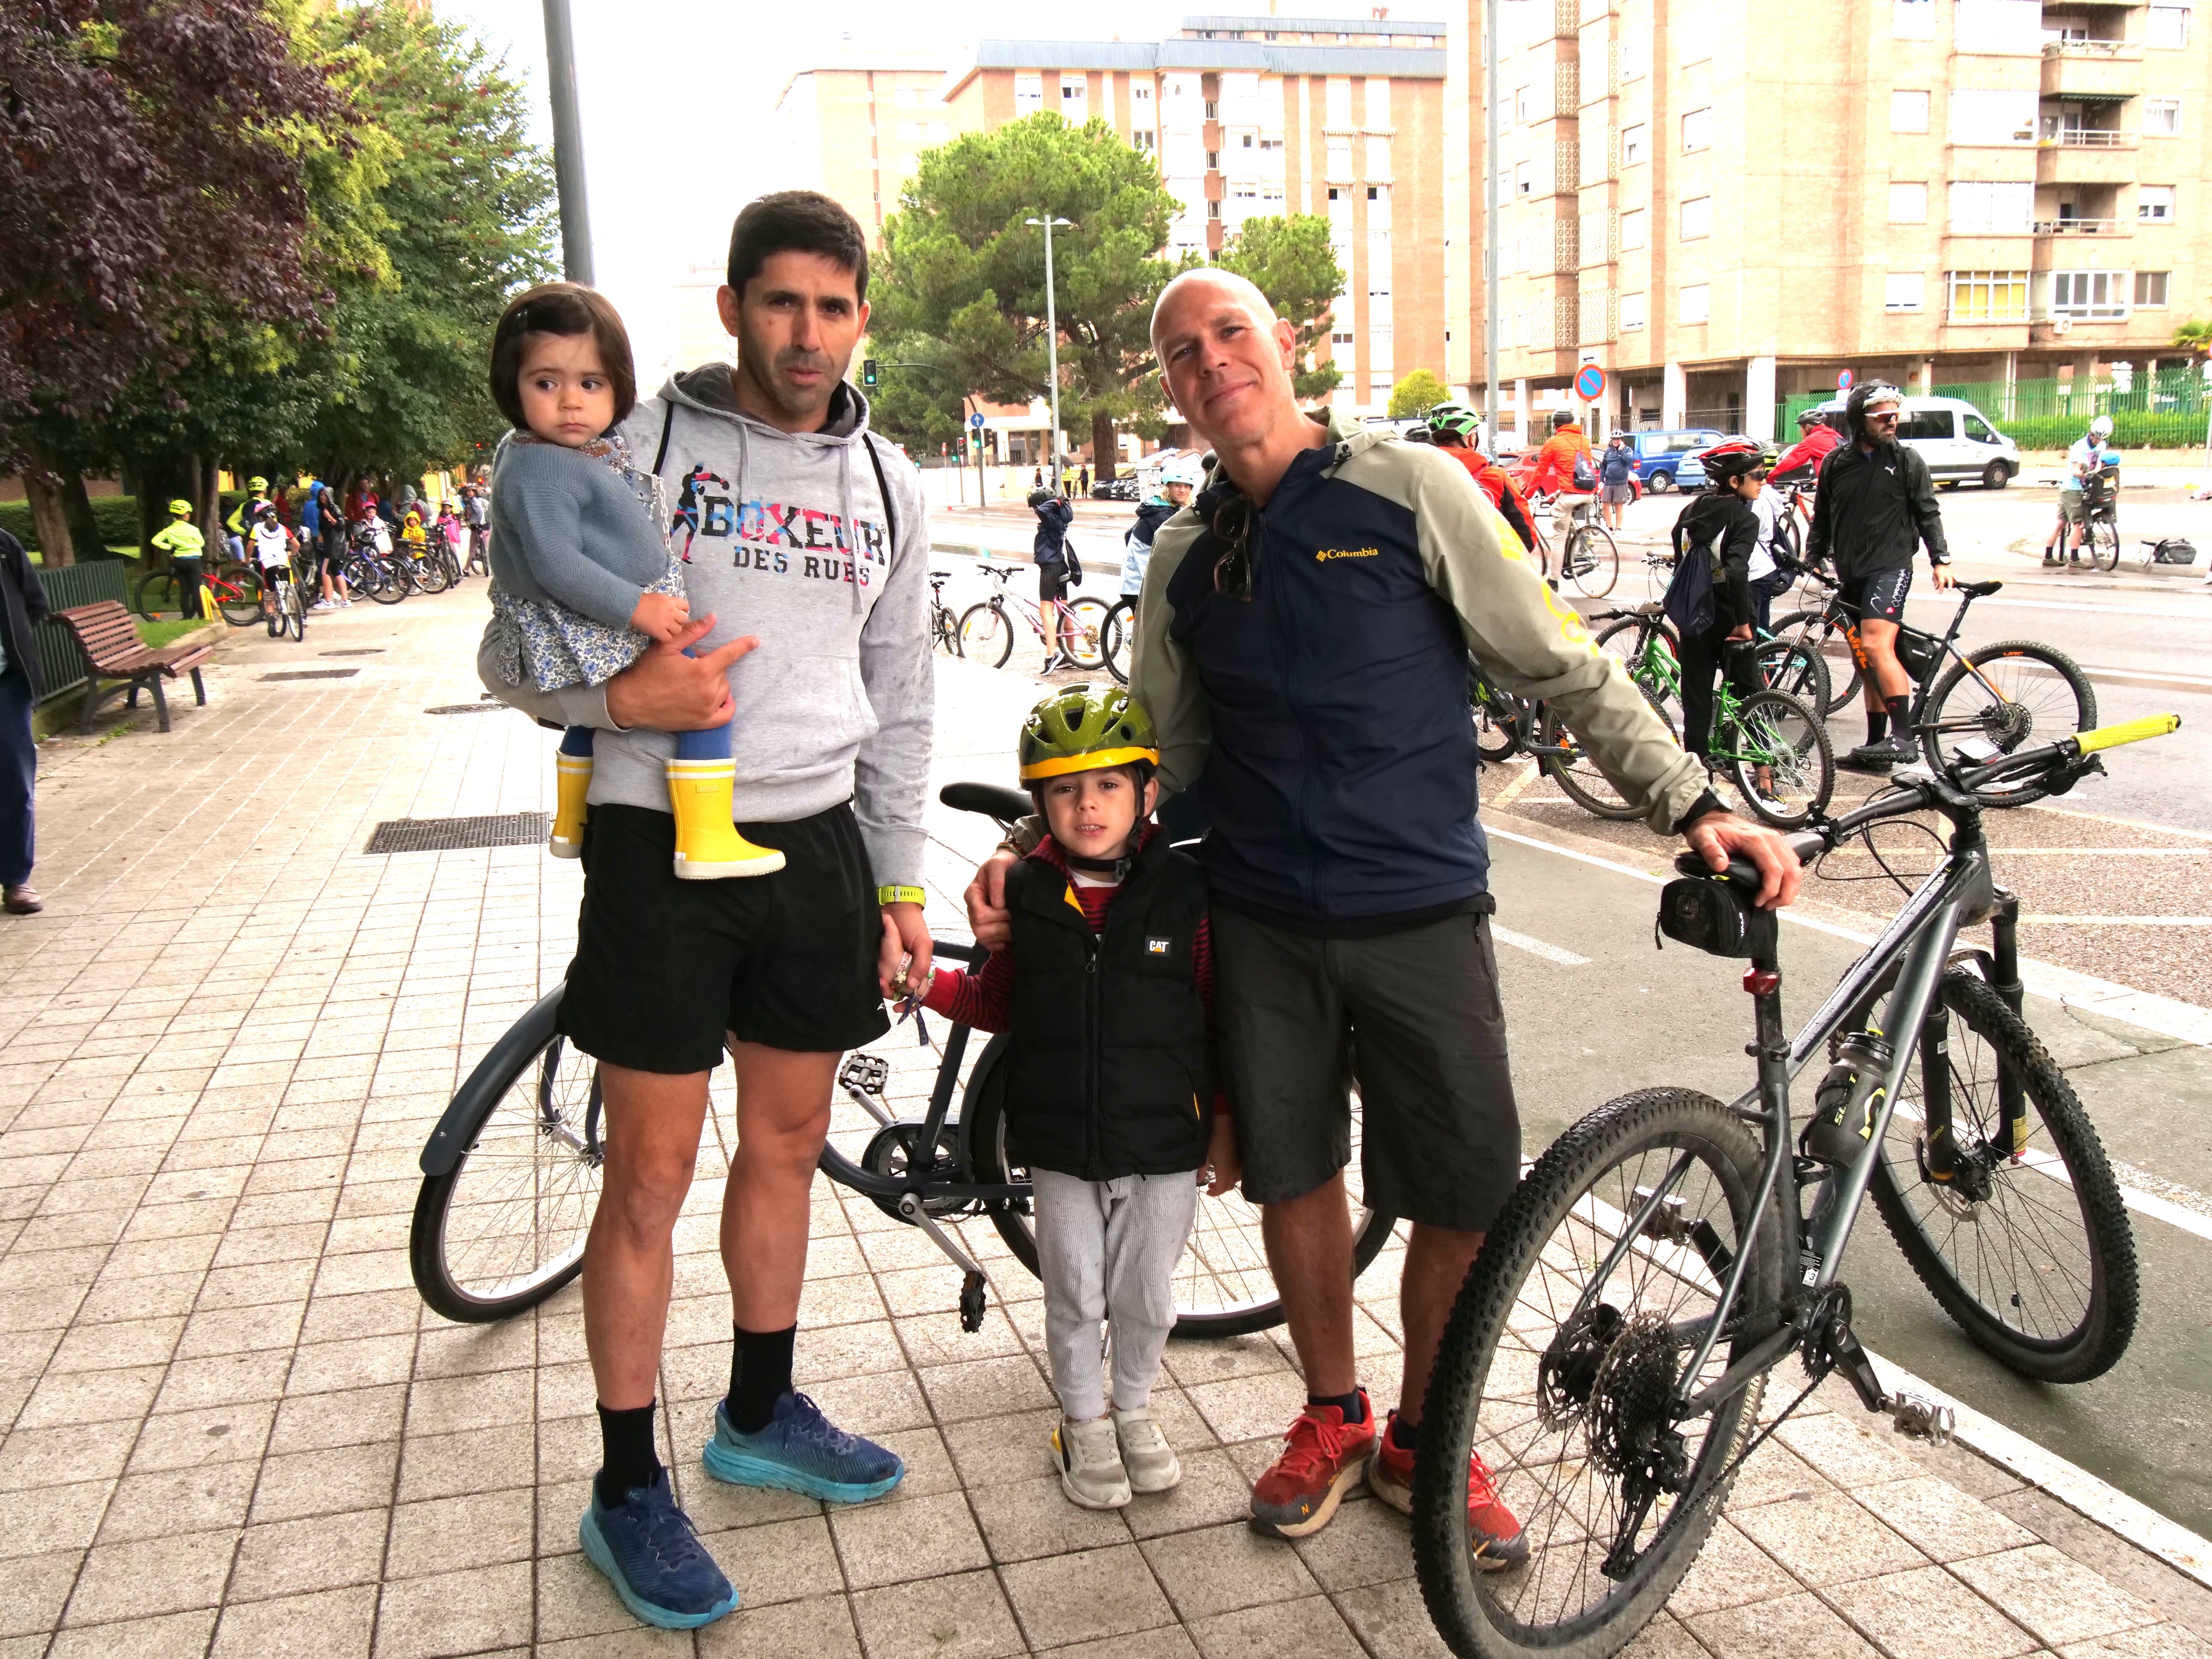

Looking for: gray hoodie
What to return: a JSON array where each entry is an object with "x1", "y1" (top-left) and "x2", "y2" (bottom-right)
[{"x1": 478, "y1": 368, "x2": 934, "y2": 888}]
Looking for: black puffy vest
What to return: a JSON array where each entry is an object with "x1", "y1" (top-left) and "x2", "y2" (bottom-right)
[{"x1": 1002, "y1": 839, "x2": 1214, "y2": 1181}]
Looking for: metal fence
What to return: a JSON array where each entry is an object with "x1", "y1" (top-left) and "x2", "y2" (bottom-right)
[
  {"x1": 1779, "y1": 365, "x2": 2212, "y2": 448},
  {"x1": 27, "y1": 559, "x2": 128, "y2": 704}
]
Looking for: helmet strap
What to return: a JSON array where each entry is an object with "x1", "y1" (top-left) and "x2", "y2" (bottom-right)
[{"x1": 1064, "y1": 850, "x2": 1133, "y2": 881}]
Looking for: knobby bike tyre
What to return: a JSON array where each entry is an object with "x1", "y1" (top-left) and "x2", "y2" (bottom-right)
[
  {"x1": 215, "y1": 565, "x2": 265, "y2": 627},
  {"x1": 1592, "y1": 613, "x2": 1683, "y2": 735},
  {"x1": 2086, "y1": 518, "x2": 2120, "y2": 573},
  {"x1": 1101, "y1": 598, "x2": 1136, "y2": 685},
  {"x1": 1771, "y1": 609, "x2": 1860, "y2": 715},
  {"x1": 1566, "y1": 524, "x2": 1621, "y2": 599},
  {"x1": 1869, "y1": 968, "x2": 2137, "y2": 1384},
  {"x1": 1724, "y1": 688, "x2": 1833, "y2": 830},
  {"x1": 962, "y1": 1035, "x2": 1396, "y2": 1338},
  {"x1": 1919, "y1": 641, "x2": 2096, "y2": 804},
  {"x1": 1539, "y1": 704, "x2": 1647, "y2": 820},
  {"x1": 932, "y1": 606, "x2": 963, "y2": 658},
  {"x1": 409, "y1": 994, "x2": 604, "y2": 1323},
  {"x1": 1412, "y1": 1088, "x2": 1784, "y2": 1659},
  {"x1": 958, "y1": 602, "x2": 1015, "y2": 668},
  {"x1": 288, "y1": 579, "x2": 308, "y2": 640},
  {"x1": 1064, "y1": 596, "x2": 1112, "y2": 669}
]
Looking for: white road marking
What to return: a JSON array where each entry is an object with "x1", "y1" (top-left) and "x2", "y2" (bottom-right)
[
  {"x1": 1490, "y1": 925, "x2": 1589, "y2": 966},
  {"x1": 1824, "y1": 846, "x2": 2209, "y2": 857},
  {"x1": 2018, "y1": 915, "x2": 2212, "y2": 926}
]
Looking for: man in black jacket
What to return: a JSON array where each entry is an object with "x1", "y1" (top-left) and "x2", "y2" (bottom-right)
[
  {"x1": 0, "y1": 529, "x2": 51, "y2": 914},
  {"x1": 1669, "y1": 441, "x2": 1768, "y2": 763},
  {"x1": 1029, "y1": 486, "x2": 1077, "y2": 669},
  {"x1": 1805, "y1": 381, "x2": 1955, "y2": 769}
]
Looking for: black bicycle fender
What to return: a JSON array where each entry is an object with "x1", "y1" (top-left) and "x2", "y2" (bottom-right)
[{"x1": 419, "y1": 985, "x2": 566, "y2": 1177}]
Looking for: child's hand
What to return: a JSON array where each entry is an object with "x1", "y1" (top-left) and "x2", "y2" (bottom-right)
[
  {"x1": 629, "y1": 591, "x2": 692, "y2": 642},
  {"x1": 1202, "y1": 1110, "x2": 1241, "y2": 1198}
]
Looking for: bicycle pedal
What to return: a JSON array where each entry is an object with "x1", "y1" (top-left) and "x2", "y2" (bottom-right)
[
  {"x1": 837, "y1": 1053, "x2": 890, "y2": 1097},
  {"x1": 1883, "y1": 1392, "x2": 1956, "y2": 1445}
]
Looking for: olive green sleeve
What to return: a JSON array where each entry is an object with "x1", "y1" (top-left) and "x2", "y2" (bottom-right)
[{"x1": 1129, "y1": 516, "x2": 1211, "y2": 798}]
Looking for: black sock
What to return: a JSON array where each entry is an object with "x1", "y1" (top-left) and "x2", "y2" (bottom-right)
[
  {"x1": 594, "y1": 1400, "x2": 662, "y2": 1508},
  {"x1": 1308, "y1": 1388, "x2": 1366, "y2": 1425},
  {"x1": 1389, "y1": 1413, "x2": 1420, "y2": 1452},
  {"x1": 1884, "y1": 694, "x2": 1912, "y2": 740},
  {"x1": 727, "y1": 1322, "x2": 797, "y2": 1434},
  {"x1": 1866, "y1": 709, "x2": 1888, "y2": 745}
]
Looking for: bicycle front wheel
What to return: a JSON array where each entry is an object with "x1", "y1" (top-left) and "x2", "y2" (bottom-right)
[
  {"x1": 133, "y1": 570, "x2": 179, "y2": 621},
  {"x1": 1100, "y1": 598, "x2": 1136, "y2": 685},
  {"x1": 1566, "y1": 525, "x2": 1619, "y2": 599},
  {"x1": 2086, "y1": 517, "x2": 2120, "y2": 573},
  {"x1": 367, "y1": 561, "x2": 407, "y2": 604},
  {"x1": 1921, "y1": 641, "x2": 2096, "y2": 803},
  {"x1": 1723, "y1": 688, "x2": 1833, "y2": 829},
  {"x1": 958, "y1": 602, "x2": 1014, "y2": 667},
  {"x1": 413, "y1": 555, "x2": 451, "y2": 595},
  {"x1": 1539, "y1": 704, "x2": 1654, "y2": 820},
  {"x1": 963, "y1": 1035, "x2": 1397, "y2": 1338},
  {"x1": 215, "y1": 566, "x2": 264, "y2": 627},
  {"x1": 1063, "y1": 596, "x2": 1112, "y2": 669},
  {"x1": 1413, "y1": 1088, "x2": 1783, "y2": 1659},
  {"x1": 1871, "y1": 969, "x2": 2137, "y2": 1383},
  {"x1": 1750, "y1": 636, "x2": 1831, "y2": 716},
  {"x1": 410, "y1": 993, "x2": 604, "y2": 1324},
  {"x1": 1771, "y1": 608, "x2": 1859, "y2": 715}
]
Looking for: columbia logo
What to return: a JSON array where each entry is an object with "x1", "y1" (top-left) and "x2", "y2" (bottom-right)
[{"x1": 1315, "y1": 547, "x2": 1380, "y2": 561}]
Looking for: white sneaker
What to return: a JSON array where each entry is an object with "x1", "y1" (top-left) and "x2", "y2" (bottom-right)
[
  {"x1": 1110, "y1": 1405, "x2": 1181, "y2": 1493},
  {"x1": 309, "y1": 599, "x2": 335, "y2": 612},
  {"x1": 1052, "y1": 1415, "x2": 1131, "y2": 1509}
]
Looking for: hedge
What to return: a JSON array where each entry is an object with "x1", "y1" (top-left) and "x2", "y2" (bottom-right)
[
  {"x1": 0, "y1": 494, "x2": 257, "y2": 558},
  {"x1": 1994, "y1": 410, "x2": 2210, "y2": 451}
]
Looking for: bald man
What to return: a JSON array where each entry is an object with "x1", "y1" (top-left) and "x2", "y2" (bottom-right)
[{"x1": 968, "y1": 271, "x2": 1800, "y2": 1554}]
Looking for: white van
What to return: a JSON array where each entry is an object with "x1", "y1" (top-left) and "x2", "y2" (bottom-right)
[{"x1": 1808, "y1": 395, "x2": 2020, "y2": 489}]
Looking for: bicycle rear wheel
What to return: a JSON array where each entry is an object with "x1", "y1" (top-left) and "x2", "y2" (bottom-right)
[
  {"x1": 1539, "y1": 704, "x2": 1659, "y2": 821},
  {"x1": 215, "y1": 566, "x2": 265, "y2": 627},
  {"x1": 1723, "y1": 688, "x2": 1833, "y2": 829},
  {"x1": 1470, "y1": 668, "x2": 1525, "y2": 764},
  {"x1": 958, "y1": 602, "x2": 1014, "y2": 667},
  {"x1": 410, "y1": 993, "x2": 604, "y2": 1323},
  {"x1": 1063, "y1": 596, "x2": 1111, "y2": 669},
  {"x1": 2085, "y1": 517, "x2": 2120, "y2": 573},
  {"x1": 1566, "y1": 525, "x2": 1619, "y2": 599},
  {"x1": 1750, "y1": 637, "x2": 1830, "y2": 715},
  {"x1": 963, "y1": 1035, "x2": 1397, "y2": 1338},
  {"x1": 1920, "y1": 641, "x2": 2095, "y2": 803},
  {"x1": 1870, "y1": 969, "x2": 2136, "y2": 1384},
  {"x1": 1592, "y1": 613, "x2": 1683, "y2": 733},
  {"x1": 1413, "y1": 1088, "x2": 1782, "y2": 1659},
  {"x1": 367, "y1": 559, "x2": 407, "y2": 604},
  {"x1": 1771, "y1": 609, "x2": 1859, "y2": 715},
  {"x1": 287, "y1": 579, "x2": 307, "y2": 640},
  {"x1": 413, "y1": 554, "x2": 451, "y2": 595},
  {"x1": 133, "y1": 570, "x2": 179, "y2": 621},
  {"x1": 1100, "y1": 598, "x2": 1136, "y2": 685}
]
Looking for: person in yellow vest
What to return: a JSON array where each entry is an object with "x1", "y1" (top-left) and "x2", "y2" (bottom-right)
[{"x1": 149, "y1": 500, "x2": 207, "y2": 620}]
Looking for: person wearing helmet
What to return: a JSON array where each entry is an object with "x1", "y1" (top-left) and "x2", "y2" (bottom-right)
[
  {"x1": 250, "y1": 502, "x2": 296, "y2": 623},
  {"x1": 1805, "y1": 381, "x2": 1954, "y2": 768},
  {"x1": 150, "y1": 498, "x2": 208, "y2": 620},
  {"x1": 899, "y1": 685, "x2": 1232, "y2": 1511},
  {"x1": 223, "y1": 475, "x2": 271, "y2": 564},
  {"x1": 2047, "y1": 413, "x2": 2116, "y2": 568},
  {"x1": 1122, "y1": 457, "x2": 1201, "y2": 602},
  {"x1": 1662, "y1": 441, "x2": 1769, "y2": 764},
  {"x1": 1768, "y1": 406, "x2": 1843, "y2": 489},
  {"x1": 1527, "y1": 405, "x2": 1598, "y2": 548},
  {"x1": 1030, "y1": 484, "x2": 1078, "y2": 668},
  {"x1": 1426, "y1": 402, "x2": 1536, "y2": 552}
]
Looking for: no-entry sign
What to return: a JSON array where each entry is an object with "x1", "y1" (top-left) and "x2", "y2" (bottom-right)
[{"x1": 1574, "y1": 364, "x2": 1607, "y2": 401}]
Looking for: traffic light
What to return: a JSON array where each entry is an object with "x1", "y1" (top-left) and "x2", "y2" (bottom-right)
[
  {"x1": 956, "y1": 436, "x2": 967, "y2": 457},
  {"x1": 862, "y1": 358, "x2": 879, "y2": 387}
]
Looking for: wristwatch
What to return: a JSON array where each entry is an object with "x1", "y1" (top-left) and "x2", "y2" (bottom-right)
[{"x1": 877, "y1": 885, "x2": 926, "y2": 908}]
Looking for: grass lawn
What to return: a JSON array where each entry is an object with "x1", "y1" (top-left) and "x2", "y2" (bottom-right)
[{"x1": 135, "y1": 617, "x2": 215, "y2": 649}]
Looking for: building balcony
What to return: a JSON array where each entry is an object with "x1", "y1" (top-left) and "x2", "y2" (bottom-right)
[
  {"x1": 2032, "y1": 216, "x2": 2131, "y2": 236},
  {"x1": 2040, "y1": 41, "x2": 2141, "y2": 101},
  {"x1": 2036, "y1": 140, "x2": 2138, "y2": 186}
]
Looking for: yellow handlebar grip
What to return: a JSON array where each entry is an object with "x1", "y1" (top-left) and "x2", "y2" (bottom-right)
[{"x1": 2074, "y1": 713, "x2": 2182, "y2": 756}]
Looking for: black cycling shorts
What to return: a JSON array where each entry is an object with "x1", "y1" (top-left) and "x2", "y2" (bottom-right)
[
  {"x1": 1211, "y1": 905, "x2": 1521, "y2": 1233},
  {"x1": 1038, "y1": 564, "x2": 1068, "y2": 603},
  {"x1": 1842, "y1": 567, "x2": 1912, "y2": 624},
  {"x1": 562, "y1": 801, "x2": 889, "y2": 1073}
]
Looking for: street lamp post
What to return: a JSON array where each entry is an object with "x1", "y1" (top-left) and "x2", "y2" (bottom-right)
[
  {"x1": 1483, "y1": 0, "x2": 1500, "y2": 454},
  {"x1": 1026, "y1": 216, "x2": 1074, "y2": 489},
  {"x1": 541, "y1": 0, "x2": 593, "y2": 284}
]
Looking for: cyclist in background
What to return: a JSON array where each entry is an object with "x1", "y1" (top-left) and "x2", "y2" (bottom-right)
[
  {"x1": 1805, "y1": 381, "x2": 1954, "y2": 771},
  {"x1": 1598, "y1": 432, "x2": 1635, "y2": 532},
  {"x1": 224, "y1": 474, "x2": 271, "y2": 563},
  {"x1": 1768, "y1": 406, "x2": 1842, "y2": 487},
  {"x1": 313, "y1": 482, "x2": 352, "y2": 610},
  {"x1": 1029, "y1": 485, "x2": 1077, "y2": 670},
  {"x1": 2045, "y1": 414, "x2": 2114, "y2": 569},
  {"x1": 249, "y1": 504, "x2": 295, "y2": 623},
  {"x1": 1526, "y1": 407, "x2": 1596, "y2": 549},
  {"x1": 1121, "y1": 457, "x2": 1199, "y2": 609},
  {"x1": 149, "y1": 499, "x2": 206, "y2": 620},
  {"x1": 1664, "y1": 440, "x2": 1767, "y2": 765},
  {"x1": 1425, "y1": 401, "x2": 1535, "y2": 552}
]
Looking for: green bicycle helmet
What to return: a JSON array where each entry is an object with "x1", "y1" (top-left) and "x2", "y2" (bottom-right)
[
  {"x1": 166, "y1": 498, "x2": 192, "y2": 518},
  {"x1": 1018, "y1": 683, "x2": 1159, "y2": 782},
  {"x1": 1426, "y1": 400, "x2": 1481, "y2": 441}
]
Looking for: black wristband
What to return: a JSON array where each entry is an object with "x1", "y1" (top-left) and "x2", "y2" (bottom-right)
[{"x1": 1671, "y1": 789, "x2": 1729, "y2": 836}]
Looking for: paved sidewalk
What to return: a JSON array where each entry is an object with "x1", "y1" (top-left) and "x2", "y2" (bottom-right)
[{"x1": 0, "y1": 589, "x2": 2206, "y2": 1657}]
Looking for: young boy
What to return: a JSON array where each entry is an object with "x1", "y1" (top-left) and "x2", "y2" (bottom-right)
[{"x1": 898, "y1": 685, "x2": 1236, "y2": 1509}]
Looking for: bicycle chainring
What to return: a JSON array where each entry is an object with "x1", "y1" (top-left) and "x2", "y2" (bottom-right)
[{"x1": 861, "y1": 1122, "x2": 966, "y2": 1222}]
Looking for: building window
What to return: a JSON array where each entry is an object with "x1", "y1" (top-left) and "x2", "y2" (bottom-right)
[
  {"x1": 1679, "y1": 283, "x2": 1711, "y2": 324},
  {"x1": 1515, "y1": 84, "x2": 1531, "y2": 121},
  {"x1": 1680, "y1": 195, "x2": 1711, "y2": 239},
  {"x1": 2149, "y1": 6, "x2": 2191, "y2": 47},
  {"x1": 1889, "y1": 181, "x2": 1928, "y2": 222},
  {"x1": 1884, "y1": 272, "x2": 1925, "y2": 311},
  {"x1": 1015, "y1": 73, "x2": 1043, "y2": 115},
  {"x1": 1949, "y1": 90, "x2": 2035, "y2": 144},
  {"x1": 1618, "y1": 31, "x2": 1649, "y2": 81},
  {"x1": 2146, "y1": 98, "x2": 2182, "y2": 136},
  {"x1": 2050, "y1": 269, "x2": 2130, "y2": 317},
  {"x1": 1366, "y1": 77, "x2": 1390, "y2": 127},
  {"x1": 1947, "y1": 269, "x2": 2029, "y2": 322},
  {"x1": 1327, "y1": 136, "x2": 1352, "y2": 176},
  {"x1": 1948, "y1": 180, "x2": 2033, "y2": 234},
  {"x1": 1621, "y1": 124, "x2": 1646, "y2": 166},
  {"x1": 1895, "y1": 0, "x2": 1936, "y2": 37},
  {"x1": 1620, "y1": 209, "x2": 1645, "y2": 249},
  {"x1": 1327, "y1": 76, "x2": 1352, "y2": 126},
  {"x1": 1133, "y1": 84, "x2": 1152, "y2": 106},
  {"x1": 2137, "y1": 270, "x2": 2171, "y2": 306},
  {"x1": 2140, "y1": 185, "x2": 2176, "y2": 221},
  {"x1": 1891, "y1": 90, "x2": 1930, "y2": 132},
  {"x1": 1134, "y1": 129, "x2": 1156, "y2": 151},
  {"x1": 1682, "y1": 108, "x2": 1711, "y2": 151},
  {"x1": 1516, "y1": 160, "x2": 1533, "y2": 196},
  {"x1": 1621, "y1": 291, "x2": 1647, "y2": 329},
  {"x1": 1366, "y1": 136, "x2": 1391, "y2": 177}
]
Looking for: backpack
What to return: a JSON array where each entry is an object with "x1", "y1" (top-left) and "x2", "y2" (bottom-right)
[
  {"x1": 1662, "y1": 512, "x2": 1718, "y2": 638},
  {"x1": 2150, "y1": 536, "x2": 2197, "y2": 566},
  {"x1": 1571, "y1": 440, "x2": 1597, "y2": 492},
  {"x1": 1062, "y1": 542, "x2": 1085, "y2": 585}
]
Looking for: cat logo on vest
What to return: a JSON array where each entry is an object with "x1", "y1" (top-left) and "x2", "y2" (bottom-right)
[{"x1": 1145, "y1": 938, "x2": 1171, "y2": 955}]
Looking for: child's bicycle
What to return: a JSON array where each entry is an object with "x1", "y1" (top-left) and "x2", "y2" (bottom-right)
[
  {"x1": 1412, "y1": 714, "x2": 2175, "y2": 1659},
  {"x1": 407, "y1": 783, "x2": 1396, "y2": 1338},
  {"x1": 132, "y1": 559, "x2": 266, "y2": 627},
  {"x1": 261, "y1": 559, "x2": 307, "y2": 641},
  {"x1": 957, "y1": 561, "x2": 1112, "y2": 672}
]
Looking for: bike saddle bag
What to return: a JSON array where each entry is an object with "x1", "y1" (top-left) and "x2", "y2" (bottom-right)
[{"x1": 1657, "y1": 875, "x2": 1758, "y2": 957}]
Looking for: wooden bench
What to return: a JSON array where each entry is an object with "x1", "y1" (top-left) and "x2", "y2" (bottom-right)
[{"x1": 52, "y1": 601, "x2": 214, "y2": 734}]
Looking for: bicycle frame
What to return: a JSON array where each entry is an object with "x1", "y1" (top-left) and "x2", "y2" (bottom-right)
[{"x1": 1827, "y1": 585, "x2": 2011, "y2": 720}]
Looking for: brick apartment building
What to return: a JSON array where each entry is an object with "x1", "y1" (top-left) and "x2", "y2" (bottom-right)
[
  {"x1": 1444, "y1": 0, "x2": 2212, "y2": 441},
  {"x1": 770, "y1": 55, "x2": 961, "y2": 249}
]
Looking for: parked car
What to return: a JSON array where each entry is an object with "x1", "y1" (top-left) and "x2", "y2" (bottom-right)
[
  {"x1": 1804, "y1": 394, "x2": 2019, "y2": 489},
  {"x1": 1089, "y1": 475, "x2": 1141, "y2": 501},
  {"x1": 1627, "y1": 428, "x2": 1728, "y2": 493}
]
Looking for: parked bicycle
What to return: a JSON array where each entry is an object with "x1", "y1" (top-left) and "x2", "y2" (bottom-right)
[
  {"x1": 262, "y1": 557, "x2": 307, "y2": 641},
  {"x1": 133, "y1": 559, "x2": 264, "y2": 628},
  {"x1": 928, "y1": 569, "x2": 962, "y2": 656},
  {"x1": 407, "y1": 784, "x2": 1392, "y2": 1336},
  {"x1": 1526, "y1": 490, "x2": 1621, "y2": 598},
  {"x1": 1412, "y1": 713, "x2": 2175, "y2": 1659},
  {"x1": 1100, "y1": 597, "x2": 1137, "y2": 685},
  {"x1": 2078, "y1": 470, "x2": 2121, "y2": 572},
  {"x1": 957, "y1": 561, "x2": 1111, "y2": 672}
]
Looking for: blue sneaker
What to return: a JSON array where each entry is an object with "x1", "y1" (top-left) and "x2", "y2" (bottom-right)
[
  {"x1": 701, "y1": 1391, "x2": 904, "y2": 1502},
  {"x1": 577, "y1": 1468, "x2": 740, "y2": 1630}
]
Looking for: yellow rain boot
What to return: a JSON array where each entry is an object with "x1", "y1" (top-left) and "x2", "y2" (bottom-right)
[
  {"x1": 550, "y1": 754, "x2": 592, "y2": 859},
  {"x1": 667, "y1": 760, "x2": 786, "y2": 879}
]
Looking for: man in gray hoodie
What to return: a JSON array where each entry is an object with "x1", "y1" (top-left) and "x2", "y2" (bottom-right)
[{"x1": 479, "y1": 192, "x2": 933, "y2": 1629}]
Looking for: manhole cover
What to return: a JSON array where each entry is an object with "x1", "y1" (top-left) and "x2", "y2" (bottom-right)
[
  {"x1": 261, "y1": 669, "x2": 360, "y2": 681},
  {"x1": 364, "y1": 813, "x2": 550, "y2": 854},
  {"x1": 320, "y1": 649, "x2": 385, "y2": 658},
  {"x1": 424, "y1": 703, "x2": 506, "y2": 716}
]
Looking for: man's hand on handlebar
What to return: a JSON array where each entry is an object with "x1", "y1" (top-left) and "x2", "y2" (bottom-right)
[{"x1": 1685, "y1": 810, "x2": 1804, "y2": 909}]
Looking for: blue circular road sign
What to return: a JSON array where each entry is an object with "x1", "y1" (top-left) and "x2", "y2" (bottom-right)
[
  {"x1": 1574, "y1": 364, "x2": 1607, "y2": 401},
  {"x1": 1838, "y1": 369, "x2": 1854, "y2": 391},
  {"x1": 969, "y1": 412, "x2": 986, "y2": 429}
]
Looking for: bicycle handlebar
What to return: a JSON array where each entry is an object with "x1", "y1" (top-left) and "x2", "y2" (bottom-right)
[{"x1": 2072, "y1": 711, "x2": 2182, "y2": 757}]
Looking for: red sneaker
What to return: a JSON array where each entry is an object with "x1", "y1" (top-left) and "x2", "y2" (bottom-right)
[
  {"x1": 1368, "y1": 1410, "x2": 1528, "y2": 1570},
  {"x1": 1247, "y1": 1394, "x2": 1378, "y2": 1539}
]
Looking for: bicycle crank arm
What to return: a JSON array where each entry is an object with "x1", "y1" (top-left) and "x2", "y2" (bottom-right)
[{"x1": 896, "y1": 1192, "x2": 995, "y2": 1287}]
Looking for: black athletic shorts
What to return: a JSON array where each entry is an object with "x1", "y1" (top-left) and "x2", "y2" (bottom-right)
[
  {"x1": 1842, "y1": 567, "x2": 1912, "y2": 624},
  {"x1": 562, "y1": 801, "x2": 889, "y2": 1073},
  {"x1": 1211, "y1": 905, "x2": 1522, "y2": 1233},
  {"x1": 1038, "y1": 564, "x2": 1068, "y2": 603}
]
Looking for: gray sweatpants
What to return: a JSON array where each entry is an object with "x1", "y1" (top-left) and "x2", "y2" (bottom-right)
[{"x1": 1030, "y1": 1169, "x2": 1199, "y2": 1421}]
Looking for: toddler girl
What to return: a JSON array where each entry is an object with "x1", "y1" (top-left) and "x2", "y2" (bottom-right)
[{"x1": 483, "y1": 282, "x2": 780, "y2": 878}]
